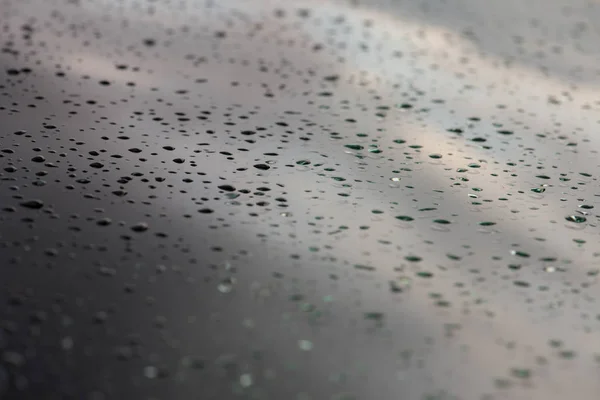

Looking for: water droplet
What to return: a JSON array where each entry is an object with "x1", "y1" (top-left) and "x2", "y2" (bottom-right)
[
  {"x1": 298, "y1": 340, "x2": 313, "y2": 351},
  {"x1": 131, "y1": 222, "x2": 149, "y2": 232},
  {"x1": 416, "y1": 271, "x2": 433, "y2": 278},
  {"x1": 218, "y1": 277, "x2": 236, "y2": 293},
  {"x1": 344, "y1": 144, "x2": 364, "y2": 151},
  {"x1": 565, "y1": 215, "x2": 586, "y2": 223},
  {"x1": 510, "y1": 368, "x2": 531, "y2": 379},
  {"x1": 144, "y1": 366, "x2": 158, "y2": 379},
  {"x1": 218, "y1": 185, "x2": 236, "y2": 192},
  {"x1": 239, "y1": 373, "x2": 253, "y2": 388},
  {"x1": 19, "y1": 200, "x2": 44, "y2": 209}
]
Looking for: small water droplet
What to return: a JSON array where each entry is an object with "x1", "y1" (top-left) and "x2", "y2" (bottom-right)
[
  {"x1": 144, "y1": 366, "x2": 158, "y2": 379},
  {"x1": 344, "y1": 144, "x2": 364, "y2": 151},
  {"x1": 239, "y1": 373, "x2": 253, "y2": 388},
  {"x1": 298, "y1": 340, "x2": 313, "y2": 351},
  {"x1": 19, "y1": 200, "x2": 44, "y2": 209},
  {"x1": 131, "y1": 222, "x2": 149, "y2": 232},
  {"x1": 565, "y1": 215, "x2": 586, "y2": 223},
  {"x1": 218, "y1": 277, "x2": 236, "y2": 293}
]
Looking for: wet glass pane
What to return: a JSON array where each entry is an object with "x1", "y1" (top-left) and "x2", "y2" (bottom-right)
[{"x1": 1, "y1": 0, "x2": 600, "y2": 398}]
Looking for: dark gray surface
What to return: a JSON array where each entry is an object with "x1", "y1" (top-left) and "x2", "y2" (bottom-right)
[{"x1": 1, "y1": 0, "x2": 600, "y2": 399}]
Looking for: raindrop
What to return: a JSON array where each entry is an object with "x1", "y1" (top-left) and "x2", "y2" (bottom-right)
[
  {"x1": 131, "y1": 222, "x2": 149, "y2": 232},
  {"x1": 565, "y1": 215, "x2": 586, "y2": 223},
  {"x1": 298, "y1": 340, "x2": 313, "y2": 351},
  {"x1": 19, "y1": 200, "x2": 44, "y2": 209}
]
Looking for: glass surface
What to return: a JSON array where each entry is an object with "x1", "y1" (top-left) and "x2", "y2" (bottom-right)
[{"x1": 1, "y1": 0, "x2": 600, "y2": 399}]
